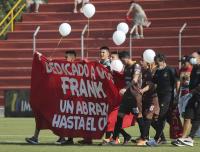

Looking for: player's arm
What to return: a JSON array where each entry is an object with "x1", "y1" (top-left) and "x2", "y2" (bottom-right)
[{"x1": 126, "y1": 3, "x2": 134, "y2": 16}]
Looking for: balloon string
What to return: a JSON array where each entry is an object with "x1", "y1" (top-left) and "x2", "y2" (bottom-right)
[
  {"x1": 49, "y1": 37, "x2": 63, "y2": 59},
  {"x1": 87, "y1": 19, "x2": 90, "y2": 37}
]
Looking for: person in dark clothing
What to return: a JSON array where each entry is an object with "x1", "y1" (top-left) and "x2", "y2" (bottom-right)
[
  {"x1": 172, "y1": 51, "x2": 200, "y2": 147},
  {"x1": 136, "y1": 59, "x2": 160, "y2": 146},
  {"x1": 147, "y1": 53, "x2": 180, "y2": 146},
  {"x1": 109, "y1": 51, "x2": 143, "y2": 145}
]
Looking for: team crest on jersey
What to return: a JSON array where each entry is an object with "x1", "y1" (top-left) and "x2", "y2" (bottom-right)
[{"x1": 163, "y1": 72, "x2": 168, "y2": 77}]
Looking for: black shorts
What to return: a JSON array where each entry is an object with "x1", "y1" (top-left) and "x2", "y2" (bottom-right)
[
  {"x1": 142, "y1": 93, "x2": 160, "y2": 119},
  {"x1": 185, "y1": 94, "x2": 200, "y2": 121},
  {"x1": 119, "y1": 88, "x2": 138, "y2": 115}
]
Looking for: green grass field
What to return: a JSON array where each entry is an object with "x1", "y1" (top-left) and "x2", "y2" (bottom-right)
[{"x1": 0, "y1": 118, "x2": 199, "y2": 152}]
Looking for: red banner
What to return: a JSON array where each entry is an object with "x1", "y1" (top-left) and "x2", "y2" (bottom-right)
[{"x1": 30, "y1": 52, "x2": 129, "y2": 139}]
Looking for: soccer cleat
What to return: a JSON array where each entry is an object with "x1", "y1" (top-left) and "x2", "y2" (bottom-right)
[
  {"x1": 177, "y1": 137, "x2": 194, "y2": 147},
  {"x1": 171, "y1": 140, "x2": 185, "y2": 147},
  {"x1": 55, "y1": 137, "x2": 64, "y2": 144},
  {"x1": 109, "y1": 138, "x2": 120, "y2": 145},
  {"x1": 136, "y1": 139, "x2": 147, "y2": 146},
  {"x1": 123, "y1": 135, "x2": 132, "y2": 145},
  {"x1": 131, "y1": 137, "x2": 141, "y2": 143},
  {"x1": 55, "y1": 137, "x2": 73, "y2": 145},
  {"x1": 25, "y1": 136, "x2": 38, "y2": 145},
  {"x1": 101, "y1": 138, "x2": 112, "y2": 145},
  {"x1": 157, "y1": 138, "x2": 167, "y2": 144},
  {"x1": 78, "y1": 139, "x2": 92, "y2": 145},
  {"x1": 146, "y1": 139, "x2": 158, "y2": 146}
]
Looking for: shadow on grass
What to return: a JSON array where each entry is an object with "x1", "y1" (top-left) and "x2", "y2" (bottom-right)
[{"x1": 0, "y1": 141, "x2": 177, "y2": 147}]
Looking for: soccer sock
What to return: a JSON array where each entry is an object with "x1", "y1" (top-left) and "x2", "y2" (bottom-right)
[
  {"x1": 112, "y1": 116, "x2": 123, "y2": 140},
  {"x1": 189, "y1": 121, "x2": 200, "y2": 139},
  {"x1": 160, "y1": 132, "x2": 166, "y2": 141},
  {"x1": 120, "y1": 129, "x2": 131, "y2": 138},
  {"x1": 136, "y1": 117, "x2": 144, "y2": 138},
  {"x1": 142, "y1": 118, "x2": 152, "y2": 139},
  {"x1": 105, "y1": 131, "x2": 113, "y2": 139},
  {"x1": 154, "y1": 119, "x2": 166, "y2": 141}
]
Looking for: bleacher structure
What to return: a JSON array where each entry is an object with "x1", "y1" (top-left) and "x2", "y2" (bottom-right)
[{"x1": 0, "y1": 0, "x2": 200, "y2": 110}]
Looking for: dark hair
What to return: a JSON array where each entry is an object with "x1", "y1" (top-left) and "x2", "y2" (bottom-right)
[
  {"x1": 154, "y1": 53, "x2": 165, "y2": 62},
  {"x1": 197, "y1": 51, "x2": 200, "y2": 55},
  {"x1": 65, "y1": 50, "x2": 76, "y2": 57},
  {"x1": 111, "y1": 51, "x2": 118, "y2": 55},
  {"x1": 130, "y1": 0, "x2": 135, "y2": 4},
  {"x1": 100, "y1": 46, "x2": 110, "y2": 52},
  {"x1": 119, "y1": 51, "x2": 130, "y2": 59},
  {"x1": 180, "y1": 55, "x2": 191, "y2": 63}
]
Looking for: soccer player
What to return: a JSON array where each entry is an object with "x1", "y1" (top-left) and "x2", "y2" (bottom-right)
[
  {"x1": 77, "y1": 46, "x2": 111, "y2": 145},
  {"x1": 109, "y1": 51, "x2": 143, "y2": 145},
  {"x1": 25, "y1": 50, "x2": 77, "y2": 145},
  {"x1": 147, "y1": 53, "x2": 180, "y2": 146},
  {"x1": 136, "y1": 58, "x2": 160, "y2": 146},
  {"x1": 99, "y1": 46, "x2": 111, "y2": 70}
]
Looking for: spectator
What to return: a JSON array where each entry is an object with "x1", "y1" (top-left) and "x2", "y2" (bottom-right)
[
  {"x1": 74, "y1": 0, "x2": 89, "y2": 13},
  {"x1": 172, "y1": 51, "x2": 200, "y2": 147},
  {"x1": 26, "y1": 0, "x2": 45, "y2": 13},
  {"x1": 126, "y1": 0, "x2": 151, "y2": 39}
]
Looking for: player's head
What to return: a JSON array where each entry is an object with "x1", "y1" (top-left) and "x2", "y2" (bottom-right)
[
  {"x1": 99, "y1": 46, "x2": 110, "y2": 60},
  {"x1": 154, "y1": 53, "x2": 166, "y2": 67},
  {"x1": 110, "y1": 51, "x2": 119, "y2": 61},
  {"x1": 119, "y1": 51, "x2": 130, "y2": 65},
  {"x1": 65, "y1": 50, "x2": 76, "y2": 62}
]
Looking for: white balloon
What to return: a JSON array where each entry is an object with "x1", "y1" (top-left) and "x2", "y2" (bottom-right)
[
  {"x1": 59, "y1": 23, "x2": 71, "y2": 37},
  {"x1": 111, "y1": 59, "x2": 124, "y2": 72},
  {"x1": 112, "y1": 31, "x2": 126, "y2": 45},
  {"x1": 83, "y1": 3, "x2": 96, "y2": 19},
  {"x1": 117, "y1": 22, "x2": 129, "y2": 34},
  {"x1": 143, "y1": 49, "x2": 156, "y2": 64}
]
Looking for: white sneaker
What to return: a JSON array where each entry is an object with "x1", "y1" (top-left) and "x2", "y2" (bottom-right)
[
  {"x1": 171, "y1": 140, "x2": 185, "y2": 147},
  {"x1": 178, "y1": 137, "x2": 194, "y2": 147}
]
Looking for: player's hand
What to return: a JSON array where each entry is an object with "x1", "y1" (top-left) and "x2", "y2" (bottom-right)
[
  {"x1": 125, "y1": 15, "x2": 132, "y2": 23},
  {"x1": 119, "y1": 88, "x2": 126, "y2": 96}
]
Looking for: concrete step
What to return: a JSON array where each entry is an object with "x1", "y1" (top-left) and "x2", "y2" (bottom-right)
[
  {"x1": 8, "y1": 27, "x2": 200, "y2": 40},
  {"x1": 0, "y1": 36, "x2": 199, "y2": 49},
  {"x1": 40, "y1": 0, "x2": 200, "y2": 12},
  {"x1": 18, "y1": 17, "x2": 200, "y2": 28},
  {"x1": 0, "y1": 45, "x2": 198, "y2": 59},
  {"x1": 22, "y1": 7, "x2": 200, "y2": 21},
  {"x1": 0, "y1": 67, "x2": 31, "y2": 77}
]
